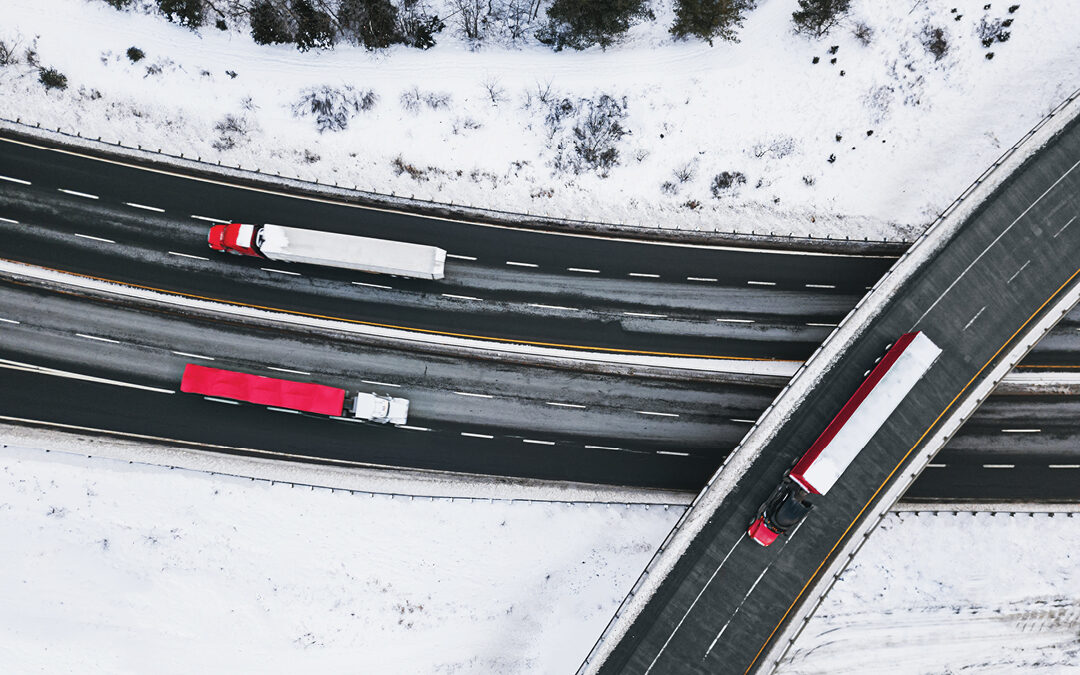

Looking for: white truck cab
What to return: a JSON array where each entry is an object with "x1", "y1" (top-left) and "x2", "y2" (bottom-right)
[{"x1": 352, "y1": 392, "x2": 410, "y2": 426}]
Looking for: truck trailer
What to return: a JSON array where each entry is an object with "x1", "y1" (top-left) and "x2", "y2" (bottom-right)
[
  {"x1": 179, "y1": 363, "x2": 409, "y2": 426},
  {"x1": 747, "y1": 331, "x2": 941, "y2": 546},
  {"x1": 208, "y1": 222, "x2": 447, "y2": 280}
]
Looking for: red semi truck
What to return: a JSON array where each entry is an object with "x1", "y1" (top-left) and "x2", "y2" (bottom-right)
[
  {"x1": 180, "y1": 363, "x2": 409, "y2": 425},
  {"x1": 208, "y1": 222, "x2": 446, "y2": 280},
  {"x1": 747, "y1": 331, "x2": 941, "y2": 546}
]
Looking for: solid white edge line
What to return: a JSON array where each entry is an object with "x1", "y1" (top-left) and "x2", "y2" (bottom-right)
[
  {"x1": 360, "y1": 380, "x2": 401, "y2": 388},
  {"x1": 58, "y1": 188, "x2": 99, "y2": 199},
  {"x1": 0, "y1": 357, "x2": 174, "y2": 394},
  {"x1": 124, "y1": 202, "x2": 165, "y2": 212},
  {"x1": 73, "y1": 233, "x2": 115, "y2": 244},
  {"x1": 0, "y1": 174, "x2": 31, "y2": 185},
  {"x1": 75, "y1": 333, "x2": 120, "y2": 344},
  {"x1": 460, "y1": 432, "x2": 494, "y2": 439},
  {"x1": 168, "y1": 251, "x2": 210, "y2": 261},
  {"x1": 171, "y1": 351, "x2": 215, "y2": 361}
]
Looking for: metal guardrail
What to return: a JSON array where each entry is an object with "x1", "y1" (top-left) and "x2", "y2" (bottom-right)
[
  {"x1": 5, "y1": 444, "x2": 683, "y2": 508},
  {"x1": 575, "y1": 85, "x2": 1080, "y2": 674},
  {"x1": 0, "y1": 116, "x2": 904, "y2": 253}
]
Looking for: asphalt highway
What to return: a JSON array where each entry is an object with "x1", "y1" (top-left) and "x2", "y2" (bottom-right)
[
  {"x1": 0, "y1": 134, "x2": 889, "y2": 360},
  {"x1": 595, "y1": 113, "x2": 1080, "y2": 673},
  {"x1": 0, "y1": 279, "x2": 775, "y2": 490},
  {"x1": 1, "y1": 278, "x2": 1075, "y2": 497}
]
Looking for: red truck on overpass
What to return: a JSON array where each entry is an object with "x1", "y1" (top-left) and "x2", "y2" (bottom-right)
[
  {"x1": 180, "y1": 363, "x2": 409, "y2": 425},
  {"x1": 748, "y1": 331, "x2": 941, "y2": 546}
]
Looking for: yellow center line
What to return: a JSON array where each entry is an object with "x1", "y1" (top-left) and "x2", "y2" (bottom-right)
[
  {"x1": 1, "y1": 258, "x2": 799, "y2": 362},
  {"x1": 742, "y1": 266, "x2": 1080, "y2": 674}
]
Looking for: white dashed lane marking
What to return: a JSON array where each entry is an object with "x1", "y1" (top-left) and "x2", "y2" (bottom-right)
[
  {"x1": 74, "y1": 233, "x2": 115, "y2": 244},
  {"x1": 353, "y1": 281, "x2": 392, "y2": 290},
  {"x1": 168, "y1": 251, "x2": 209, "y2": 261},
  {"x1": 461, "y1": 432, "x2": 494, "y2": 439},
  {"x1": 506, "y1": 261, "x2": 538, "y2": 268},
  {"x1": 267, "y1": 366, "x2": 311, "y2": 376},
  {"x1": 261, "y1": 268, "x2": 301, "y2": 276},
  {"x1": 124, "y1": 202, "x2": 165, "y2": 212},
  {"x1": 75, "y1": 333, "x2": 120, "y2": 344},
  {"x1": 0, "y1": 175, "x2": 31, "y2": 185},
  {"x1": 58, "y1": 188, "x2": 99, "y2": 200},
  {"x1": 568, "y1": 267, "x2": 600, "y2": 274}
]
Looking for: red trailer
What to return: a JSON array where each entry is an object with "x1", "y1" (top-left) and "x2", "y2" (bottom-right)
[
  {"x1": 180, "y1": 363, "x2": 345, "y2": 416},
  {"x1": 748, "y1": 331, "x2": 941, "y2": 546}
]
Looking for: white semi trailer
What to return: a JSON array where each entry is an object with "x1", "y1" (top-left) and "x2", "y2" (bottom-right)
[{"x1": 209, "y1": 222, "x2": 446, "y2": 280}]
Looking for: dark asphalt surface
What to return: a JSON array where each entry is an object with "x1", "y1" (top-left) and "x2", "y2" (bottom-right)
[
  {"x1": 0, "y1": 134, "x2": 889, "y2": 360},
  {"x1": 598, "y1": 114, "x2": 1080, "y2": 674},
  {"x1": 0, "y1": 279, "x2": 775, "y2": 490}
]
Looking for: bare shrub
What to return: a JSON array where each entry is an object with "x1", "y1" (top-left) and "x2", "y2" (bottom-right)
[
  {"x1": 710, "y1": 171, "x2": 746, "y2": 197},
  {"x1": 672, "y1": 161, "x2": 696, "y2": 183},
  {"x1": 922, "y1": 25, "x2": 949, "y2": 61},
  {"x1": 0, "y1": 36, "x2": 22, "y2": 66},
  {"x1": 212, "y1": 114, "x2": 252, "y2": 150},
  {"x1": 482, "y1": 77, "x2": 505, "y2": 105},
  {"x1": 852, "y1": 20, "x2": 873, "y2": 45},
  {"x1": 38, "y1": 67, "x2": 68, "y2": 91},
  {"x1": 423, "y1": 91, "x2": 451, "y2": 109},
  {"x1": 293, "y1": 85, "x2": 377, "y2": 132}
]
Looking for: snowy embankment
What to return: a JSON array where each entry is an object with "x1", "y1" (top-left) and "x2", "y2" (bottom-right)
[
  {"x1": 0, "y1": 437, "x2": 680, "y2": 674},
  {"x1": 3, "y1": 430, "x2": 1078, "y2": 674},
  {"x1": 779, "y1": 511, "x2": 1080, "y2": 675},
  {"x1": 2, "y1": 0, "x2": 1079, "y2": 240}
]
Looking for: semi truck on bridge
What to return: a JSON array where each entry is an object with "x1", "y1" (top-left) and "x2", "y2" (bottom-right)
[
  {"x1": 208, "y1": 222, "x2": 447, "y2": 280},
  {"x1": 180, "y1": 363, "x2": 410, "y2": 426},
  {"x1": 748, "y1": 331, "x2": 941, "y2": 546}
]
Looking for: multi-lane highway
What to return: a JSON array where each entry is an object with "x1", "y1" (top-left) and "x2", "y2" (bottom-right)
[
  {"x1": 0, "y1": 135, "x2": 889, "y2": 361},
  {"x1": 590, "y1": 109, "x2": 1080, "y2": 673},
  {"x1": 0, "y1": 276, "x2": 1074, "y2": 498}
]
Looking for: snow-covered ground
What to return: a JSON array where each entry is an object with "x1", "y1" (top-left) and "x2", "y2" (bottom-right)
[
  {"x1": 2, "y1": 0, "x2": 1079, "y2": 239},
  {"x1": 780, "y1": 511, "x2": 1080, "y2": 674},
  {"x1": 0, "y1": 438, "x2": 680, "y2": 674},
  {"x1": 2, "y1": 428, "x2": 1078, "y2": 673}
]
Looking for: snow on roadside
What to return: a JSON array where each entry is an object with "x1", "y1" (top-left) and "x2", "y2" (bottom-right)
[
  {"x1": 2, "y1": 0, "x2": 1078, "y2": 240},
  {"x1": 778, "y1": 511, "x2": 1080, "y2": 674},
  {"x1": 0, "y1": 441, "x2": 680, "y2": 674}
]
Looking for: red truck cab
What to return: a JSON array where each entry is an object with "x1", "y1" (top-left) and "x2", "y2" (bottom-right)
[{"x1": 208, "y1": 223, "x2": 261, "y2": 257}]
